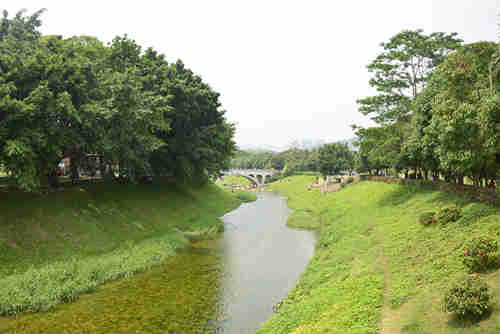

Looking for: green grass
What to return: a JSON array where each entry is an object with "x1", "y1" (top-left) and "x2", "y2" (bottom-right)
[
  {"x1": 257, "y1": 175, "x2": 500, "y2": 333},
  {"x1": 216, "y1": 175, "x2": 257, "y2": 202},
  {"x1": 0, "y1": 179, "x2": 242, "y2": 315},
  {"x1": 217, "y1": 175, "x2": 253, "y2": 188}
]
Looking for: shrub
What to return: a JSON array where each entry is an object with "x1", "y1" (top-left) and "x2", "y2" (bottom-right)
[
  {"x1": 346, "y1": 177, "x2": 354, "y2": 184},
  {"x1": 435, "y1": 205, "x2": 461, "y2": 224},
  {"x1": 443, "y1": 275, "x2": 490, "y2": 320},
  {"x1": 418, "y1": 212, "x2": 436, "y2": 226},
  {"x1": 461, "y1": 236, "x2": 498, "y2": 273}
]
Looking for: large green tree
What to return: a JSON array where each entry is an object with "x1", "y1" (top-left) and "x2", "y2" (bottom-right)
[
  {"x1": 0, "y1": 10, "x2": 237, "y2": 190},
  {"x1": 428, "y1": 41, "x2": 500, "y2": 186},
  {"x1": 354, "y1": 29, "x2": 462, "y2": 177},
  {"x1": 357, "y1": 29, "x2": 462, "y2": 124}
]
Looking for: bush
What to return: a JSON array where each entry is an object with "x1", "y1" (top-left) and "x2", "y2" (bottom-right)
[
  {"x1": 418, "y1": 212, "x2": 436, "y2": 226},
  {"x1": 435, "y1": 205, "x2": 461, "y2": 224},
  {"x1": 443, "y1": 275, "x2": 490, "y2": 320},
  {"x1": 346, "y1": 177, "x2": 354, "y2": 184},
  {"x1": 461, "y1": 236, "x2": 498, "y2": 273}
]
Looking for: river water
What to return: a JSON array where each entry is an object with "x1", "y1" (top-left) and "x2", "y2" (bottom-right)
[
  {"x1": 217, "y1": 191, "x2": 316, "y2": 333},
  {"x1": 0, "y1": 192, "x2": 316, "y2": 333}
]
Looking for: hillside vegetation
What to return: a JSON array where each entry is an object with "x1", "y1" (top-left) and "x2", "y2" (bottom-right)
[{"x1": 258, "y1": 175, "x2": 500, "y2": 333}]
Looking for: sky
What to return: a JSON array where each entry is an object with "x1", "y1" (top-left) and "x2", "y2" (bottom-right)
[{"x1": 2, "y1": 1, "x2": 499, "y2": 149}]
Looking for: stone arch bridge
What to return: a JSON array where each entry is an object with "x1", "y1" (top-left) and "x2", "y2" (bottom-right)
[{"x1": 221, "y1": 169, "x2": 277, "y2": 186}]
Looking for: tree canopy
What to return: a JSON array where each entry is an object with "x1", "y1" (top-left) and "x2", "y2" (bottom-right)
[
  {"x1": 355, "y1": 28, "x2": 500, "y2": 187},
  {"x1": 357, "y1": 29, "x2": 462, "y2": 124},
  {"x1": 0, "y1": 9, "x2": 235, "y2": 191}
]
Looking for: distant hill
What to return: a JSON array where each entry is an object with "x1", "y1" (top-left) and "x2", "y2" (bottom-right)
[{"x1": 237, "y1": 137, "x2": 358, "y2": 152}]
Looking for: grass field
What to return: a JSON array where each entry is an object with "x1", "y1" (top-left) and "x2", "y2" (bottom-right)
[
  {"x1": 257, "y1": 175, "x2": 500, "y2": 333},
  {"x1": 0, "y1": 179, "x2": 243, "y2": 315}
]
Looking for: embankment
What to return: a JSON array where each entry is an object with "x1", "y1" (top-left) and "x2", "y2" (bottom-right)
[
  {"x1": 0, "y1": 180, "x2": 242, "y2": 315},
  {"x1": 257, "y1": 175, "x2": 500, "y2": 333}
]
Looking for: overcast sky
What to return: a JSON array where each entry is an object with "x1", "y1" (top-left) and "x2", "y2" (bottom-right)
[{"x1": 2, "y1": 1, "x2": 499, "y2": 148}]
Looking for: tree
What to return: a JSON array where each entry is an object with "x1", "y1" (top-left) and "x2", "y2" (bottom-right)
[
  {"x1": 353, "y1": 125, "x2": 403, "y2": 175},
  {"x1": 151, "y1": 59, "x2": 235, "y2": 182},
  {"x1": 429, "y1": 42, "x2": 500, "y2": 186},
  {"x1": 318, "y1": 143, "x2": 354, "y2": 177},
  {"x1": 98, "y1": 36, "x2": 169, "y2": 181},
  {"x1": 357, "y1": 29, "x2": 462, "y2": 124},
  {"x1": 0, "y1": 10, "x2": 237, "y2": 191}
]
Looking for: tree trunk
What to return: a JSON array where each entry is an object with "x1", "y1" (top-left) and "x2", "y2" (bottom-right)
[
  {"x1": 47, "y1": 168, "x2": 59, "y2": 188},
  {"x1": 70, "y1": 156, "x2": 80, "y2": 184}
]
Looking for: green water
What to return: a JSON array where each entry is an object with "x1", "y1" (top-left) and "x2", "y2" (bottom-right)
[
  {"x1": 0, "y1": 192, "x2": 316, "y2": 333},
  {"x1": 0, "y1": 240, "x2": 223, "y2": 334}
]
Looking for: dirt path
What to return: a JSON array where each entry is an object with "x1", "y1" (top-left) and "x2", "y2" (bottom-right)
[{"x1": 376, "y1": 225, "x2": 394, "y2": 334}]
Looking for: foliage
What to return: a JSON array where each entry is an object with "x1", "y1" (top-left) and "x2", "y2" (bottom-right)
[
  {"x1": 419, "y1": 211, "x2": 436, "y2": 226},
  {"x1": 230, "y1": 147, "x2": 321, "y2": 173},
  {"x1": 357, "y1": 29, "x2": 462, "y2": 124},
  {"x1": 318, "y1": 142, "x2": 354, "y2": 177},
  {"x1": 462, "y1": 236, "x2": 498, "y2": 273},
  {"x1": 443, "y1": 275, "x2": 490, "y2": 320},
  {"x1": 435, "y1": 205, "x2": 461, "y2": 224},
  {"x1": 353, "y1": 121, "x2": 409, "y2": 175},
  {"x1": 355, "y1": 32, "x2": 500, "y2": 188},
  {"x1": 428, "y1": 42, "x2": 500, "y2": 186},
  {"x1": 0, "y1": 10, "x2": 235, "y2": 190}
]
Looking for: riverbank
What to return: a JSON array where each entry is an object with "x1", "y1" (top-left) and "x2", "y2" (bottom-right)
[
  {"x1": 257, "y1": 175, "x2": 500, "y2": 333},
  {"x1": 0, "y1": 179, "x2": 243, "y2": 316}
]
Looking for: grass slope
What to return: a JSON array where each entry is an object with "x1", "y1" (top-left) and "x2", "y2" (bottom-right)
[
  {"x1": 216, "y1": 175, "x2": 257, "y2": 202},
  {"x1": 0, "y1": 180, "x2": 242, "y2": 315},
  {"x1": 258, "y1": 175, "x2": 500, "y2": 333}
]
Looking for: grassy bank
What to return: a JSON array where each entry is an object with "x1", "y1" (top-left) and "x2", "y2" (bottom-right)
[
  {"x1": 216, "y1": 175, "x2": 257, "y2": 202},
  {"x1": 258, "y1": 175, "x2": 500, "y2": 333},
  {"x1": 0, "y1": 179, "x2": 242, "y2": 315}
]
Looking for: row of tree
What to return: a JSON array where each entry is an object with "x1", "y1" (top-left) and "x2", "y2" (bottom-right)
[
  {"x1": 354, "y1": 29, "x2": 500, "y2": 187},
  {"x1": 230, "y1": 141, "x2": 356, "y2": 178},
  {"x1": 0, "y1": 10, "x2": 235, "y2": 191}
]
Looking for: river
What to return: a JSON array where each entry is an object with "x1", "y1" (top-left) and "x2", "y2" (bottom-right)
[
  {"x1": 217, "y1": 191, "x2": 316, "y2": 333},
  {"x1": 0, "y1": 192, "x2": 316, "y2": 333}
]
